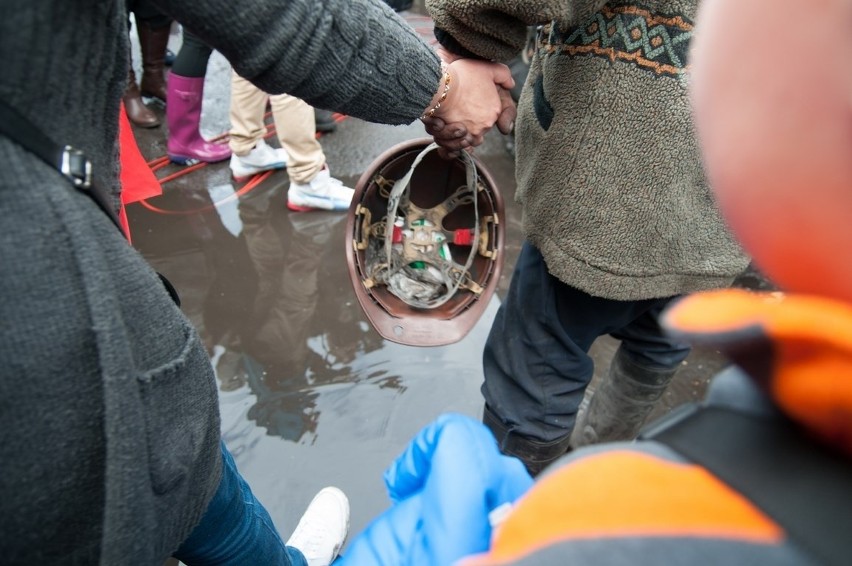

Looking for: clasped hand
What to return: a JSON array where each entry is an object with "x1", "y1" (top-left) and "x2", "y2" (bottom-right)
[{"x1": 423, "y1": 55, "x2": 517, "y2": 158}]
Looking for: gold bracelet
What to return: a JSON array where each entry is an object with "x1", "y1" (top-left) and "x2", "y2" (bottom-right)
[{"x1": 421, "y1": 71, "x2": 452, "y2": 120}]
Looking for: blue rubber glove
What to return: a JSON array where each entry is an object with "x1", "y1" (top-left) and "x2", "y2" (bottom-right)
[{"x1": 338, "y1": 413, "x2": 534, "y2": 566}]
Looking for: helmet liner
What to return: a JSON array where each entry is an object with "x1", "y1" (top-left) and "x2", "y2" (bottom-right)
[{"x1": 346, "y1": 139, "x2": 505, "y2": 346}]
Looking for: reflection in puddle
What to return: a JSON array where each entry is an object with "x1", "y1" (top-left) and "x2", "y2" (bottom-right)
[{"x1": 129, "y1": 145, "x2": 517, "y2": 540}]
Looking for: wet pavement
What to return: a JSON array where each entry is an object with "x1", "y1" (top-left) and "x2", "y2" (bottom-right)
[{"x1": 126, "y1": 10, "x2": 769, "y2": 546}]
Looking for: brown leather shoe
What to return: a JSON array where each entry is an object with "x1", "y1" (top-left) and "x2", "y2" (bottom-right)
[
  {"x1": 137, "y1": 22, "x2": 170, "y2": 104},
  {"x1": 123, "y1": 68, "x2": 160, "y2": 128}
]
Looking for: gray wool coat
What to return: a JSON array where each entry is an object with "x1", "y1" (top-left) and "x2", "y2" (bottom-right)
[
  {"x1": 427, "y1": 0, "x2": 749, "y2": 300},
  {"x1": 0, "y1": 0, "x2": 439, "y2": 564}
]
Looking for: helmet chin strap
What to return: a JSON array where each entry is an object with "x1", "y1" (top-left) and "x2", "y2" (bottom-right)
[{"x1": 376, "y1": 142, "x2": 481, "y2": 309}]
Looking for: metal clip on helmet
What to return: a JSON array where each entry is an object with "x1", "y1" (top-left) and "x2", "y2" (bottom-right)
[{"x1": 346, "y1": 139, "x2": 505, "y2": 346}]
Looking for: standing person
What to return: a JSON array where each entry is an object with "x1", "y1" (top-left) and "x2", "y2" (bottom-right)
[
  {"x1": 0, "y1": 0, "x2": 514, "y2": 563},
  {"x1": 166, "y1": 29, "x2": 231, "y2": 164},
  {"x1": 343, "y1": 1, "x2": 852, "y2": 563},
  {"x1": 424, "y1": 0, "x2": 749, "y2": 475},
  {"x1": 124, "y1": 0, "x2": 172, "y2": 127},
  {"x1": 228, "y1": 72, "x2": 354, "y2": 211}
]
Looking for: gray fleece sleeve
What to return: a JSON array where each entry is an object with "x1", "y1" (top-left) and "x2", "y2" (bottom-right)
[
  {"x1": 154, "y1": 0, "x2": 441, "y2": 125},
  {"x1": 426, "y1": 0, "x2": 607, "y2": 61}
]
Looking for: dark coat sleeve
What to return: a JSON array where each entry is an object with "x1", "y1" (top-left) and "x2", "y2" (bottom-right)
[{"x1": 154, "y1": 0, "x2": 441, "y2": 125}]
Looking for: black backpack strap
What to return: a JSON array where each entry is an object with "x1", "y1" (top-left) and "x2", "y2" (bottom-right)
[
  {"x1": 643, "y1": 402, "x2": 852, "y2": 566},
  {"x1": 0, "y1": 98, "x2": 124, "y2": 234}
]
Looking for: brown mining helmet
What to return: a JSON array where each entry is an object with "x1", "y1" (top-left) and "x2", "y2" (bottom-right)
[{"x1": 345, "y1": 139, "x2": 505, "y2": 347}]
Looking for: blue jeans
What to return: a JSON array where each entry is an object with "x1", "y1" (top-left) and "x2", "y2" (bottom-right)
[
  {"x1": 174, "y1": 442, "x2": 307, "y2": 566},
  {"x1": 483, "y1": 242, "x2": 691, "y2": 442}
]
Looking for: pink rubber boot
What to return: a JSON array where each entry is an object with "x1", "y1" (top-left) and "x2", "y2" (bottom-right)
[{"x1": 166, "y1": 73, "x2": 231, "y2": 164}]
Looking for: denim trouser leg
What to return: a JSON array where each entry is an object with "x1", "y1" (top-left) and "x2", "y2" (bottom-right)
[
  {"x1": 482, "y1": 242, "x2": 690, "y2": 443},
  {"x1": 174, "y1": 442, "x2": 307, "y2": 566}
]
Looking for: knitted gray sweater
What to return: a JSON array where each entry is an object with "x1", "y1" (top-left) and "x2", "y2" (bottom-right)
[
  {"x1": 0, "y1": 0, "x2": 439, "y2": 564},
  {"x1": 428, "y1": 0, "x2": 749, "y2": 300}
]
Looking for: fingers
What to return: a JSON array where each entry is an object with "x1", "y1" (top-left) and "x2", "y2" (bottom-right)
[
  {"x1": 434, "y1": 60, "x2": 501, "y2": 138},
  {"x1": 422, "y1": 116, "x2": 466, "y2": 140},
  {"x1": 422, "y1": 116, "x2": 480, "y2": 158},
  {"x1": 496, "y1": 87, "x2": 517, "y2": 135},
  {"x1": 437, "y1": 144, "x2": 478, "y2": 161},
  {"x1": 384, "y1": 413, "x2": 479, "y2": 502},
  {"x1": 427, "y1": 58, "x2": 517, "y2": 149},
  {"x1": 431, "y1": 133, "x2": 481, "y2": 160},
  {"x1": 489, "y1": 61, "x2": 516, "y2": 91},
  {"x1": 436, "y1": 146, "x2": 462, "y2": 160}
]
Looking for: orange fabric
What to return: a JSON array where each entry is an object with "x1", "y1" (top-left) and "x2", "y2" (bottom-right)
[
  {"x1": 662, "y1": 289, "x2": 852, "y2": 349},
  {"x1": 663, "y1": 289, "x2": 852, "y2": 454},
  {"x1": 463, "y1": 451, "x2": 782, "y2": 565},
  {"x1": 774, "y1": 345, "x2": 852, "y2": 452},
  {"x1": 118, "y1": 102, "x2": 162, "y2": 240}
]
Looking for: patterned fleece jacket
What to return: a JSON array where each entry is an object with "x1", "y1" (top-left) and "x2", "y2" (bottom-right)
[{"x1": 426, "y1": 0, "x2": 749, "y2": 300}]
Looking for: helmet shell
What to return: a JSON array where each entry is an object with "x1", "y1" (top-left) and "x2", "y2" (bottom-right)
[{"x1": 345, "y1": 138, "x2": 505, "y2": 346}]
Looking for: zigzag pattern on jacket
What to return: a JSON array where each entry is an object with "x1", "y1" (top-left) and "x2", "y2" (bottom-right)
[{"x1": 539, "y1": 4, "x2": 694, "y2": 77}]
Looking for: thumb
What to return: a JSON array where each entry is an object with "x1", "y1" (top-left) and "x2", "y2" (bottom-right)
[
  {"x1": 490, "y1": 62, "x2": 515, "y2": 91},
  {"x1": 496, "y1": 87, "x2": 516, "y2": 135}
]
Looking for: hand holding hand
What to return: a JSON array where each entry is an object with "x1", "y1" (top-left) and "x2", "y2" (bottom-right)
[
  {"x1": 423, "y1": 84, "x2": 517, "y2": 159},
  {"x1": 427, "y1": 59, "x2": 514, "y2": 142},
  {"x1": 421, "y1": 116, "x2": 476, "y2": 159},
  {"x1": 338, "y1": 413, "x2": 533, "y2": 566}
]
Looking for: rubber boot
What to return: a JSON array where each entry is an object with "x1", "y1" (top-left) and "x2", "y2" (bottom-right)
[
  {"x1": 166, "y1": 73, "x2": 231, "y2": 164},
  {"x1": 483, "y1": 405, "x2": 572, "y2": 477},
  {"x1": 573, "y1": 347, "x2": 678, "y2": 448},
  {"x1": 123, "y1": 67, "x2": 160, "y2": 128},
  {"x1": 137, "y1": 22, "x2": 170, "y2": 104}
]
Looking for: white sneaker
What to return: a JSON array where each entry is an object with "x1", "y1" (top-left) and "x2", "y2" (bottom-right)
[
  {"x1": 230, "y1": 139, "x2": 288, "y2": 182},
  {"x1": 285, "y1": 487, "x2": 350, "y2": 566},
  {"x1": 287, "y1": 168, "x2": 354, "y2": 212}
]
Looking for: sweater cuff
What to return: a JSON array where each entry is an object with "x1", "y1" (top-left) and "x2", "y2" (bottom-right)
[{"x1": 433, "y1": 27, "x2": 488, "y2": 60}]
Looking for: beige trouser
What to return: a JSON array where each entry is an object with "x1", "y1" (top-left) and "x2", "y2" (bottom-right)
[{"x1": 228, "y1": 71, "x2": 325, "y2": 184}]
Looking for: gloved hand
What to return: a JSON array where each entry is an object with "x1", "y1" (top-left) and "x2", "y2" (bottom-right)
[{"x1": 338, "y1": 413, "x2": 534, "y2": 566}]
